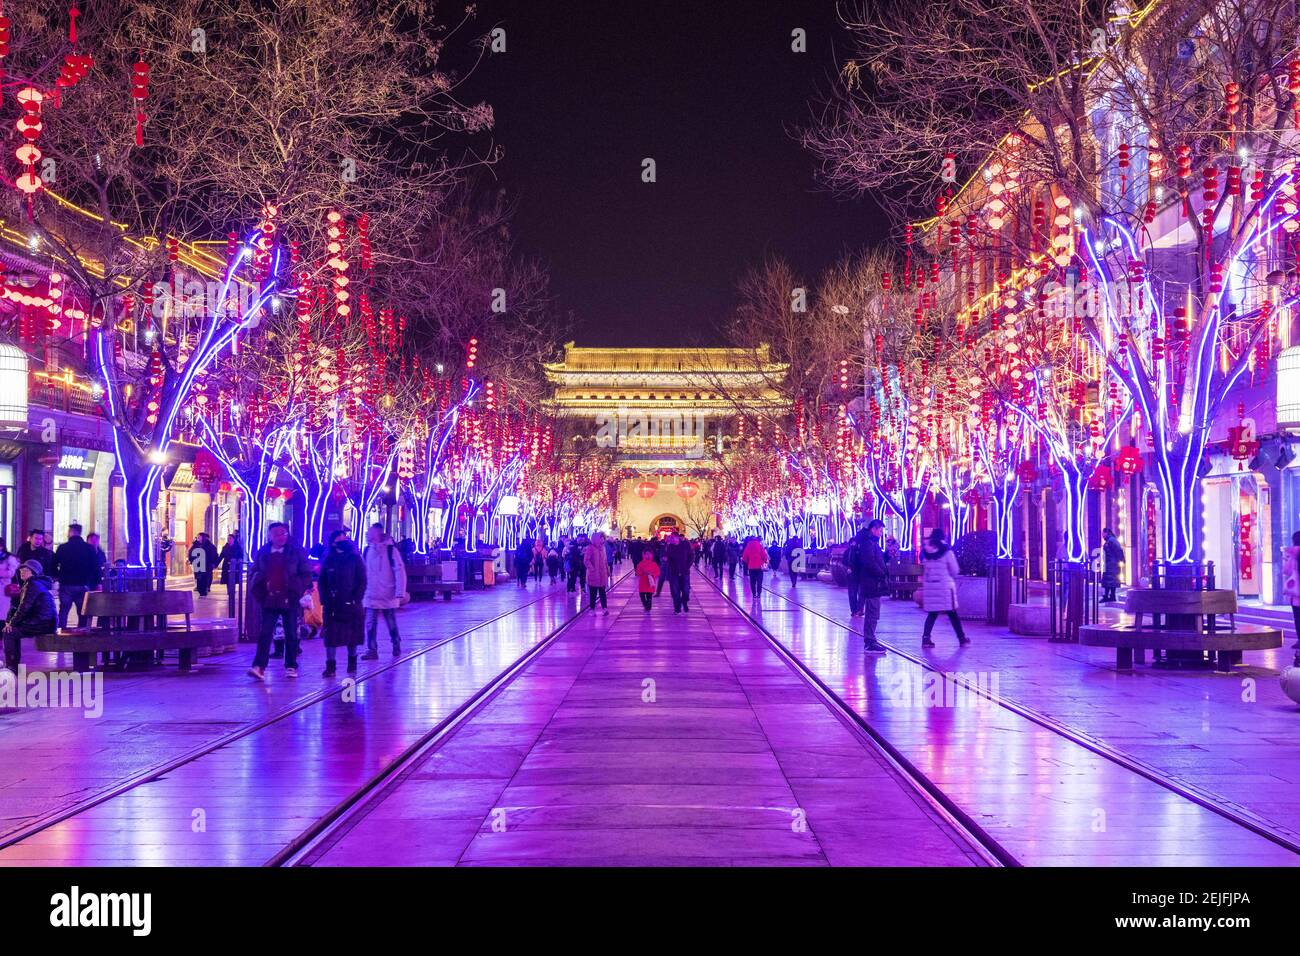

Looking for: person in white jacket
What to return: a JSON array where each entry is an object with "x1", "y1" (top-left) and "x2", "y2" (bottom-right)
[
  {"x1": 920, "y1": 529, "x2": 970, "y2": 650},
  {"x1": 362, "y1": 523, "x2": 408, "y2": 660}
]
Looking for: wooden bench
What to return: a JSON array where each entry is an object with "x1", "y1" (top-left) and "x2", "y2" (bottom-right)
[
  {"x1": 887, "y1": 561, "x2": 923, "y2": 600},
  {"x1": 1078, "y1": 588, "x2": 1281, "y2": 671},
  {"x1": 35, "y1": 590, "x2": 236, "y2": 673},
  {"x1": 405, "y1": 562, "x2": 464, "y2": 601}
]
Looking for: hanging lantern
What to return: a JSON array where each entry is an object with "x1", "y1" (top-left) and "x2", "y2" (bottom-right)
[
  {"x1": 265, "y1": 487, "x2": 282, "y2": 500},
  {"x1": 130, "y1": 57, "x2": 149, "y2": 146},
  {"x1": 1114, "y1": 446, "x2": 1142, "y2": 476},
  {"x1": 634, "y1": 480, "x2": 658, "y2": 499},
  {"x1": 1088, "y1": 465, "x2": 1114, "y2": 492},
  {"x1": 676, "y1": 480, "x2": 699, "y2": 499}
]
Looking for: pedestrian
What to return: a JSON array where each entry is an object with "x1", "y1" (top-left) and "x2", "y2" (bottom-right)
[
  {"x1": 0, "y1": 539, "x2": 18, "y2": 606},
  {"x1": 188, "y1": 532, "x2": 219, "y2": 598},
  {"x1": 566, "y1": 537, "x2": 586, "y2": 593},
  {"x1": 858, "y1": 521, "x2": 890, "y2": 654},
  {"x1": 741, "y1": 535, "x2": 768, "y2": 600},
  {"x1": 1101, "y1": 527, "x2": 1124, "y2": 602},
  {"x1": 218, "y1": 533, "x2": 243, "y2": 585},
  {"x1": 52, "y1": 523, "x2": 96, "y2": 629},
  {"x1": 2, "y1": 560, "x2": 56, "y2": 671},
  {"x1": 628, "y1": 537, "x2": 644, "y2": 565},
  {"x1": 784, "y1": 534, "x2": 803, "y2": 587},
  {"x1": 636, "y1": 549, "x2": 660, "y2": 612},
  {"x1": 247, "y1": 522, "x2": 313, "y2": 681},
  {"x1": 85, "y1": 533, "x2": 107, "y2": 590},
  {"x1": 514, "y1": 538, "x2": 532, "y2": 588},
  {"x1": 768, "y1": 541, "x2": 782, "y2": 576},
  {"x1": 16, "y1": 529, "x2": 54, "y2": 577},
  {"x1": 584, "y1": 531, "x2": 610, "y2": 614},
  {"x1": 546, "y1": 547, "x2": 561, "y2": 584},
  {"x1": 726, "y1": 537, "x2": 740, "y2": 579},
  {"x1": 532, "y1": 540, "x2": 546, "y2": 581},
  {"x1": 664, "y1": 531, "x2": 693, "y2": 613},
  {"x1": 362, "y1": 523, "x2": 407, "y2": 659},
  {"x1": 1283, "y1": 530, "x2": 1300, "y2": 646},
  {"x1": 320, "y1": 529, "x2": 367, "y2": 677},
  {"x1": 844, "y1": 533, "x2": 866, "y2": 616},
  {"x1": 920, "y1": 529, "x2": 970, "y2": 649}
]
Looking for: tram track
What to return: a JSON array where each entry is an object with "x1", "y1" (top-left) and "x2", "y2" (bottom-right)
[
  {"x1": 0, "y1": 577, "x2": 608, "y2": 857},
  {"x1": 697, "y1": 572, "x2": 1014, "y2": 867},
  {"x1": 271, "y1": 572, "x2": 632, "y2": 867},
  {"x1": 719, "y1": 571, "x2": 1300, "y2": 863}
]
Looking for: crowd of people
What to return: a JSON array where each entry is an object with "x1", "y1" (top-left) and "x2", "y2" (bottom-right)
[{"x1": 3, "y1": 514, "x2": 1182, "y2": 678}]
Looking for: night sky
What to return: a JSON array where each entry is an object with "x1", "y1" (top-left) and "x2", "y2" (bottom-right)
[{"x1": 465, "y1": 0, "x2": 884, "y2": 347}]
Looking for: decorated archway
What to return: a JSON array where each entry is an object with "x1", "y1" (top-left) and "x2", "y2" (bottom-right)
[{"x1": 649, "y1": 513, "x2": 683, "y2": 538}]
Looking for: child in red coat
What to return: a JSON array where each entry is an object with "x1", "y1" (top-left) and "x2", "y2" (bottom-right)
[{"x1": 636, "y1": 555, "x2": 660, "y2": 612}]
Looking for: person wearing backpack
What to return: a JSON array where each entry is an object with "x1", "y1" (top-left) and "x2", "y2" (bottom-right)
[
  {"x1": 920, "y1": 528, "x2": 969, "y2": 649},
  {"x1": 362, "y1": 523, "x2": 408, "y2": 659}
]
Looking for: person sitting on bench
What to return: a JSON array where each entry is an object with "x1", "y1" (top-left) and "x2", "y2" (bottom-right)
[{"x1": 3, "y1": 560, "x2": 56, "y2": 673}]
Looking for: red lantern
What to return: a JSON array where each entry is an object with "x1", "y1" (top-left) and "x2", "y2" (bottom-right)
[
  {"x1": 634, "y1": 480, "x2": 658, "y2": 499},
  {"x1": 1088, "y1": 465, "x2": 1114, "y2": 492},
  {"x1": 266, "y1": 487, "x2": 282, "y2": 500},
  {"x1": 217, "y1": 481, "x2": 232, "y2": 494},
  {"x1": 281, "y1": 488, "x2": 294, "y2": 502},
  {"x1": 676, "y1": 480, "x2": 699, "y2": 499},
  {"x1": 1115, "y1": 446, "x2": 1142, "y2": 476}
]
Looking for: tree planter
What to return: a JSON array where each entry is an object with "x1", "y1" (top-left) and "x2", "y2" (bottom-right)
[{"x1": 913, "y1": 575, "x2": 990, "y2": 621}]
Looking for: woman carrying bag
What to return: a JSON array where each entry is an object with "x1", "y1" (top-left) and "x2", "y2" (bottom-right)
[{"x1": 919, "y1": 529, "x2": 970, "y2": 650}]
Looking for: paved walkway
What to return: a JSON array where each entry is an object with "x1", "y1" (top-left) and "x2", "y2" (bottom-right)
[
  {"x1": 718, "y1": 569, "x2": 1300, "y2": 864},
  {"x1": 0, "y1": 575, "x2": 586, "y2": 863},
  {"x1": 309, "y1": 573, "x2": 982, "y2": 866}
]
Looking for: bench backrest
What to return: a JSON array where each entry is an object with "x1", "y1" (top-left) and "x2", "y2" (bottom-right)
[
  {"x1": 82, "y1": 589, "x2": 194, "y2": 618},
  {"x1": 1124, "y1": 588, "x2": 1237, "y2": 616}
]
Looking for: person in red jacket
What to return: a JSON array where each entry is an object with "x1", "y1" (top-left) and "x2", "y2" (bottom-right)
[
  {"x1": 741, "y1": 535, "x2": 768, "y2": 600},
  {"x1": 635, "y1": 553, "x2": 660, "y2": 613}
]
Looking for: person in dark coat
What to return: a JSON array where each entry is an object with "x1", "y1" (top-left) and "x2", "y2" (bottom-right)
[
  {"x1": 16, "y1": 530, "x2": 54, "y2": 577},
  {"x1": 319, "y1": 530, "x2": 367, "y2": 676},
  {"x1": 85, "y1": 533, "x2": 108, "y2": 590},
  {"x1": 664, "y1": 532, "x2": 694, "y2": 613},
  {"x1": 857, "y1": 521, "x2": 890, "y2": 655},
  {"x1": 247, "y1": 522, "x2": 313, "y2": 680},
  {"x1": 218, "y1": 533, "x2": 243, "y2": 584},
  {"x1": 566, "y1": 538, "x2": 586, "y2": 593},
  {"x1": 514, "y1": 538, "x2": 533, "y2": 588},
  {"x1": 188, "y1": 532, "x2": 219, "y2": 597},
  {"x1": 52, "y1": 523, "x2": 97, "y2": 628},
  {"x1": 1100, "y1": 528, "x2": 1125, "y2": 602},
  {"x1": 3, "y1": 560, "x2": 56, "y2": 671}
]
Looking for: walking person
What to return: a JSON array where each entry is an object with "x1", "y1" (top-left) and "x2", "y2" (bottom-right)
[
  {"x1": 188, "y1": 532, "x2": 219, "y2": 598},
  {"x1": 920, "y1": 529, "x2": 970, "y2": 649},
  {"x1": 636, "y1": 549, "x2": 660, "y2": 612},
  {"x1": 784, "y1": 534, "x2": 803, "y2": 588},
  {"x1": 362, "y1": 523, "x2": 407, "y2": 660},
  {"x1": 664, "y1": 531, "x2": 693, "y2": 613},
  {"x1": 320, "y1": 530, "x2": 367, "y2": 677},
  {"x1": 567, "y1": 537, "x2": 587, "y2": 593},
  {"x1": 247, "y1": 522, "x2": 313, "y2": 681},
  {"x1": 584, "y1": 532, "x2": 610, "y2": 614},
  {"x1": 546, "y1": 547, "x2": 561, "y2": 584},
  {"x1": 726, "y1": 537, "x2": 740, "y2": 579},
  {"x1": 514, "y1": 539, "x2": 532, "y2": 589},
  {"x1": 218, "y1": 533, "x2": 243, "y2": 587},
  {"x1": 1100, "y1": 527, "x2": 1124, "y2": 602},
  {"x1": 532, "y1": 539, "x2": 546, "y2": 581},
  {"x1": 741, "y1": 535, "x2": 768, "y2": 600},
  {"x1": 2, "y1": 560, "x2": 56, "y2": 672},
  {"x1": 859, "y1": 521, "x2": 890, "y2": 654},
  {"x1": 52, "y1": 523, "x2": 96, "y2": 629}
]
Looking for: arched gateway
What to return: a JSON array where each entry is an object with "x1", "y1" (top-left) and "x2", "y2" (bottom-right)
[{"x1": 543, "y1": 343, "x2": 790, "y2": 537}]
